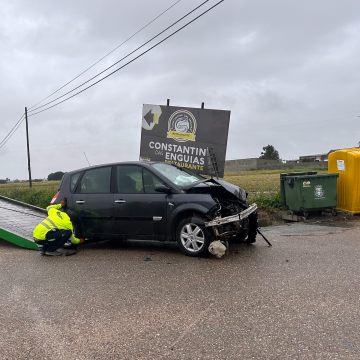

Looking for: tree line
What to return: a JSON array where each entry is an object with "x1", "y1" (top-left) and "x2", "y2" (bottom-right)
[{"x1": 0, "y1": 171, "x2": 65, "y2": 183}]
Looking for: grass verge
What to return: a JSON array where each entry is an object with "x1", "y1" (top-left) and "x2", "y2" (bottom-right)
[{"x1": 0, "y1": 182, "x2": 59, "y2": 209}]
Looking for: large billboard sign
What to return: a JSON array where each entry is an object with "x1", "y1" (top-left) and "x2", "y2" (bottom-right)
[{"x1": 140, "y1": 104, "x2": 230, "y2": 177}]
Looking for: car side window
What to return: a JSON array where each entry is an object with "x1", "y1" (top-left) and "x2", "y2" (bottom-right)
[
  {"x1": 80, "y1": 167, "x2": 112, "y2": 193},
  {"x1": 117, "y1": 166, "x2": 144, "y2": 194},
  {"x1": 70, "y1": 172, "x2": 81, "y2": 192},
  {"x1": 143, "y1": 168, "x2": 165, "y2": 194}
]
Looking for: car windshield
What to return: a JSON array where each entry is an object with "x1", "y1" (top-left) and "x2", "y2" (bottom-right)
[{"x1": 152, "y1": 163, "x2": 204, "y2": 187}]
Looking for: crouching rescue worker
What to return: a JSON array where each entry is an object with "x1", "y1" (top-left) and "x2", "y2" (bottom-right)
[{"x1": 33, "y1": 198, "x2": 84, "y2": 256}]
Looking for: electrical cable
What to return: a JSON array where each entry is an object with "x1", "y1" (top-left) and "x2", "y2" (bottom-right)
[
  {"x1": 0, "y1": 114, "x2": 25, "y2": 149},
  {"x1": 0, "y1": 116, "x2": 348, "y2": 154},
  {"x1": 28, "y1": 0, "x2": 210, "y2": 114},
  {"x1": 28, "y1": 0, "x2": 224, "y2": 117},
  {"x1": 27, "y1": 0, "x2": 182, "y2": 111},
  {"x1": 0, "y1": 1, "x2": 186, "y2": 149},
  {"x1": 0, "y1": 113, "x2": 24, "y2": 145}
]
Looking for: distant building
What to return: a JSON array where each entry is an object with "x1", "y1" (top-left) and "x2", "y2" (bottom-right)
[{"x1": 299, "y1": 150, "x2": 338, "y2": 162}]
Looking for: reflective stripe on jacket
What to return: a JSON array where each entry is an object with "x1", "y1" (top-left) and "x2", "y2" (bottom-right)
[{"x1": 33, "y1": 204, "x2": 80, "y2": 244}]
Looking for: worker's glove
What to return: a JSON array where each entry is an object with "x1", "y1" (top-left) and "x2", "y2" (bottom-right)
[
  {"x1": 61, "y1": 197, "x2": 67, "y2": 208},
  {"x1": 79, "y1": 238, "x2": 85, "y2": 245}
]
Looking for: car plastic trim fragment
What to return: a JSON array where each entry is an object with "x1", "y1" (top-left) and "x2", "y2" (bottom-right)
[{"x1": 204, "y1": 203, "x2": 258, "y2": 227}]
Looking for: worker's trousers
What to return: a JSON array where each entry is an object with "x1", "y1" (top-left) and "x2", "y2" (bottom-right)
[{"x1": 36, "y1": 229, "x2": 72, "y2": 252}]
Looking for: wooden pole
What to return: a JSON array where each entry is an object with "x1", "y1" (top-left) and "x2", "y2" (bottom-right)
[{"x1": 25, "y1": 107, "x2": 32, "y2": 188}]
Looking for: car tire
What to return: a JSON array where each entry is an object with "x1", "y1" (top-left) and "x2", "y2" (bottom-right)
[
  {"x1": 245, "y1": 212, "x2": 258, "y2": 244},
  {"x1": 230, "y1": 219, "x2": 249, "y2": 243},
  {"x1": 176, "y1": 217, "x2": 212, "y2": 257}
]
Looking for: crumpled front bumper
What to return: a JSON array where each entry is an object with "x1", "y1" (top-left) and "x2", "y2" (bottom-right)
[{"x1": 204, "y1": 203, "x2": 258, "y2": 228}]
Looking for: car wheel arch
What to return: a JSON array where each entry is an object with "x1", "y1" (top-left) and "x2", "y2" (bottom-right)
[{"x1": 171, "y1": 210, "x2": 207, "y2": 241}]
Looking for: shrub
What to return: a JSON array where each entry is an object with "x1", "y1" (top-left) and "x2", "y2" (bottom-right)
[{"x1": 250, "y1": 191, "x2": 283, "y2": 210}]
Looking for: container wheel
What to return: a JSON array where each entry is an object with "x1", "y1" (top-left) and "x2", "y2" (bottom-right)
[
  {"x1": 303, "y1": 212, "x2": 309, "y2": 219},
  {"x1": 317, "y1": 210, "x2": 323, "y2": 215},
  {"x1": 331, "y1": 208, "x2": 338, "y2": 216}
]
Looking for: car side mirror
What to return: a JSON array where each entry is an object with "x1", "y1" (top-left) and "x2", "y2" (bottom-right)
[{"x1": 154, "y1": 184, "x2": 172, "y2": 194}]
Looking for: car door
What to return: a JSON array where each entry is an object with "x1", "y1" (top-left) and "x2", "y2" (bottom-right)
[
  {"x1": 113, "y1": 165, "x2": 168, "y2": 240},
  {"x1": 71, "y1": 166, "x2": 114, "y2": 239}
]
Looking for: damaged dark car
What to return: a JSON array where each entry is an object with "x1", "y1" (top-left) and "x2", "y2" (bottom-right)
[{"x1": 52, "y1": 161, "x2": 258, "y2": 257}]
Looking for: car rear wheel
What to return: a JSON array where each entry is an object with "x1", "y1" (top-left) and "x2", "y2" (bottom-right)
[{"x1": 176, "y1": 217, "x2": 212, "y2": 257}]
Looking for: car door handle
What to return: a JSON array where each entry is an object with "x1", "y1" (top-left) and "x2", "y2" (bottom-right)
[
  {"x1": 76, "y1": 200, "x2": 85, "y2": 204},
  {"x1": 115, "y1": 200, "x2": 126, "y2": 203}
]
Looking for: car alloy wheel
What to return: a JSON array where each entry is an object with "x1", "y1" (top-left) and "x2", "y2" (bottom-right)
[
  {"x1": 176, "y1": 217, "x2": 212, "y2": 257},
  {"x1": 180, "y1": 223, "x2": 205, "y2": 252}
]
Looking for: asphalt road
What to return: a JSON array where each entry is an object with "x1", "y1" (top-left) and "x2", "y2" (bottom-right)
[{"x1": 0, "y1": 222, "x2": 359, "y2": 359}]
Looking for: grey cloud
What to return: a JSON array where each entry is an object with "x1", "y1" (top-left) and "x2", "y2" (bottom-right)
[{"x1": 1, "y1": 0, "x2": 360, "y2": 179}]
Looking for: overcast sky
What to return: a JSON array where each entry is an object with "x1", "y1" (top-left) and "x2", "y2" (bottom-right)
[{"x1": 1, "y1": 0, "x2": 360, "y2": 179}]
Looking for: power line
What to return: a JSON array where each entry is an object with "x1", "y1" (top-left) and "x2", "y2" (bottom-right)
[
  {"x1": 4, "y1": 115, "x2": 358, "y2": 154},
  {"x1": 0, "y1": 114, "x2": 25, "y2": 149},
  {"x1": 27, "y1": 0, "x2": 182, "y2": 111},
  {"x1": 28, "y1": 0, "x2": 224, "y2": 117},
  {"x1": 0, "y1": 0, "x2": 187, "y2": 149},
  {"x1": 0, "y1": 113, "x2": 24, "y2": 146},
  {"x1": 28, "y1": 0, "x2": 210, "y2": 114}
]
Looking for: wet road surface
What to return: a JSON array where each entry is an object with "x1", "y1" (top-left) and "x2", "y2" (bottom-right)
[{"x1": 0, "y1": 223, "x2": 359, "y2": 359}]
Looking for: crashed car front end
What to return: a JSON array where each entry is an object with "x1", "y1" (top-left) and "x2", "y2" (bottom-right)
[{"x1": 183, "y1": 178, "x2": 258, "y2": 243}]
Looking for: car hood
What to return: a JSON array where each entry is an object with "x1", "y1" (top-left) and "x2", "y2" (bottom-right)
[
  {"x1": 182, "y1": 178, "x2": 247, "y2": 202},
  {"x1": 212, "y1": 179, "x2": 247, "y2": 201}
]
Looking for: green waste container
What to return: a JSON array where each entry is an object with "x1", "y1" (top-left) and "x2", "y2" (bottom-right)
[
  {"x1": 280, "y1": 172, "x2": 309, "y2": 206},
  {"x1": 283, "y1": 173, "x2": 339, "y2": 217}
]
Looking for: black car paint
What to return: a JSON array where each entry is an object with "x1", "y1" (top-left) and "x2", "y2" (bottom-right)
[{"x1": 57, "y1": 162, "x2": 217, "y2": 241}]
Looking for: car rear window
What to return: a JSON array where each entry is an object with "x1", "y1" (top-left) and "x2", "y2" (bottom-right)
[{"x1": 79, "y1": 167, "x2": 112, "y2": 193}]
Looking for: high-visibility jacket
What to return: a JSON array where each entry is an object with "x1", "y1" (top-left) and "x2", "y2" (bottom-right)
[{"x1": 33, "y1": 204, "x2": 81, "y2": 244}]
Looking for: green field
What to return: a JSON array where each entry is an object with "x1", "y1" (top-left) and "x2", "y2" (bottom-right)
[
  {"x1": 0, "y1": 169, "x2": 327, "y2": 210},
  {"x1": 222, "y1": 169, "x2": 327, "y2": 197},
  {"x1": 0, "y1": 181, "x2": 60, "y2": 209}
]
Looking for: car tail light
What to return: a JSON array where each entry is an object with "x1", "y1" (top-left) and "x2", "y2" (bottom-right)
[{"x1": 50, "y1": 191, "x2": 60, "y2": 205}]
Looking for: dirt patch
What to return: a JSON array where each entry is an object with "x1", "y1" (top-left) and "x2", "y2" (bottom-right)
[
  {"x1": 258, "y1": 208, "x2": 287, "y2": 222},
  {"x1": 259, "y1": 208, "x2": 360, "y2": 228},
  {"x1": 304, "y1": 211, "x2": 360, "y2": 228}
]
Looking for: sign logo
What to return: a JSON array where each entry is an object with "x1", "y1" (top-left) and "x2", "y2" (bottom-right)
[
  {"x1": 142, "y1": 105, "x2": 162, "y2": 130},
  {"x1": 303, "y1": 181, "x2": 311, "y2": 187},
  {"x1": 314, "y1": 185, "x2": 324, "y2": 198},
  {"x1": 167, "y1": 110, "x2": 196, "y2": 142}
]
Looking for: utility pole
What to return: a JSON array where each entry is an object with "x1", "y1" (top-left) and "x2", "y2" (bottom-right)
[{"x1": 25, "y1": 107, "x2": 32, "y2": 188}]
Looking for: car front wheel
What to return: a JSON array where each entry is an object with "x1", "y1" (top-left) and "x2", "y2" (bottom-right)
[{"x1": 176, "y1": 217, "x2": 212, "y2": 257}]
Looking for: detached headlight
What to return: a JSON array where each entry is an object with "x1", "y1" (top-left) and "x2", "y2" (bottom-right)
[{"x1": 238, "y1": 187, "x2": 247, "y2": 202}]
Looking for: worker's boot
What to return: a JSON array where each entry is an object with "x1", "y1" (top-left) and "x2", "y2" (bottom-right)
[
  {"x1": 44, "y1": 250, "x2": 62, "y2": 256},
  {"x1": 38, "y1": 245, "x2": 46, "y2": 255}
]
